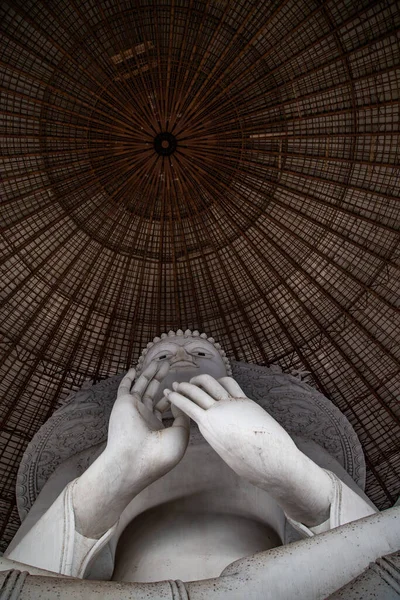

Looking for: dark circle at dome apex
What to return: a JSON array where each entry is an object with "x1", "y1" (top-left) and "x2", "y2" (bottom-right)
[{"x1": 154, "y1": 132, "x2": 178, "y2": 156}]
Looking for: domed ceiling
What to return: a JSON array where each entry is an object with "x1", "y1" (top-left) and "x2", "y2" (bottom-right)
[{"x1": 0, "y1": 0, "x2": 399, "y2": 550}]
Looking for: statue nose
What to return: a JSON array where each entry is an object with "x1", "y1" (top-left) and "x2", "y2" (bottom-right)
[{"x1": 171, "y1": 347, "x2": 193, "y2": 364}]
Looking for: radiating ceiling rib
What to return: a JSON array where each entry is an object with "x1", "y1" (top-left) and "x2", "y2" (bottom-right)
[
  {"x1": 175, "y1": 1, "x2": 387, "y2": 130},
  {"x1": 170, "y1": 160, "x2": 253, "y2": 361},
  {"x1": 0, "y1": 0, "x2": 399, "y2": 553},
  {"x1": 173, "y1": 150, "x2": 400, "y2": 422}
]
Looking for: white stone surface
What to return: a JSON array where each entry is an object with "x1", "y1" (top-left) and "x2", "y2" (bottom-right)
[
  {"x1": 4, "y1": 333, "x2": 384, "y2": 593},
  {"x1": 16, "y1": 359, "x2": 366, "y2": 523},
  {"x1": 1, "y1": 508, "x2": 400, "y2": 599}
]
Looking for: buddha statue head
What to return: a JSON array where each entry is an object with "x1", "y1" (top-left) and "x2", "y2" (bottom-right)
[{"x1": 136, "y1": 329, "x2": 232, "y2": 403}]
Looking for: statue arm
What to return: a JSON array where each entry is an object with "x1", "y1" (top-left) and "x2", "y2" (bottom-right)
[
  {"x1": 72, "y1": 361, "x2": 189, "y2": 539},
  {"x1": 6, "y1": 478, "x2": 118, "y2": 578},
  {"x1": 7, "y1": 361, "x2": 190, "y2": 577},
  {"x1": 166, "y1": 375, "x2": 375, "y2": 528}
]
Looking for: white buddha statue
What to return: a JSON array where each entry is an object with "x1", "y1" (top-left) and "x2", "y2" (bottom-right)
[{"x1": 4, "y1": 330, "x2": 380, "y2": 589}]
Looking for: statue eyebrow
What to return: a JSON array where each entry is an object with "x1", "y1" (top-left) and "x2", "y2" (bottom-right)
[{"x1": 184, "y1": 343, "x2": 213, "y2": 351}]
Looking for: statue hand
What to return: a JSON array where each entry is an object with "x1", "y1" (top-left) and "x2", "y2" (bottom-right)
[
  {"x1": 164, "y1": 375, "x2": 301, "y2": 488},
  {"x1": 106, "y1": 361, "x2": 190, "y2": 491},
  {"x1": 73, "y1": 361, "x2": 190, "y2": 538},
  {"x1": 165, "y1": 374, "x2": 333, "y2": 526}
]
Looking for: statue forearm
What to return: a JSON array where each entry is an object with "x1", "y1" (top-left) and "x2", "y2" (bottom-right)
[
  {"x1": 167, "y1": 378, "x2": 335, "y2": 528},
  {"x1": 217, "y1": 422, "x2": 334, "y2": 527},
  {"x1": 254, "y1": 447, "x2": 334, "y2": 527},
  {"x1": 247, "y1": 423, "x2": 335, "y2": 526},
  {"x1": 72, "y1": 448, "x2": 150, "y2": 539}
]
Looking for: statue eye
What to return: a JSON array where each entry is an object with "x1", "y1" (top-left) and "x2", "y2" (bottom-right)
[
  {"x1": 154, "y1": 352, "x2": 172, "y2": 360},
  {"x1": 188, "y1": 346, "x2": 211, "y2": 357}
]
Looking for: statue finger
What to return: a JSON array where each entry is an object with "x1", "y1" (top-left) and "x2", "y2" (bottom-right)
[
  {"x1": 141, "y1": 361, "x2": 170, "y2": 409},
  {"x1": 132, "y1": 360, "x2": 159, "y2": 397},
  {"x1": 143, "y1": 396, "x2": 153, "y2": 411},
  {"x1": 172, "y1": 381, "x2": 216, "y2": 409},
  {"x1": 164, "y1": 389, "x2": 204, "y2": 423},
  {"x1": 171, "y1": 404, "x2": 190, "y2": 432},
  {"x1": 154, "y1": 396, "x2": 171, "y2": 413},
  {"x1": 189, "y1": 374, "x2": 229, "y2": 401},
  {"x1": 217, "y1": 377, "x2": 247, "y2": 398},
  {"x1": 117, "y1": 367, "x2": 136, "y2": 398}
]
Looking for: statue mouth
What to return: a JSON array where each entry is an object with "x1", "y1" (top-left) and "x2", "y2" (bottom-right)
[{"x1": 170, "y1": 362, "x2": 199, "y2": 370}]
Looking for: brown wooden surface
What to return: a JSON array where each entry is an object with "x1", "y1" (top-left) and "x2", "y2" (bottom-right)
[{"x1": 0, "y1": 0, "x2": 399, "y2": 551}]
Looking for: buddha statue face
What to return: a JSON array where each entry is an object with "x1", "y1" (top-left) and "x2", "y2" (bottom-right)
[{"x1": 137, "y1": 329, "x2": 231, "y2": 403}]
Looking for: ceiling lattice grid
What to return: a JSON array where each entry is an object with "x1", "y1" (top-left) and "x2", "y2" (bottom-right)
[{"x1": 0, "y1": 0, "x2": 399, "y2": 552}]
